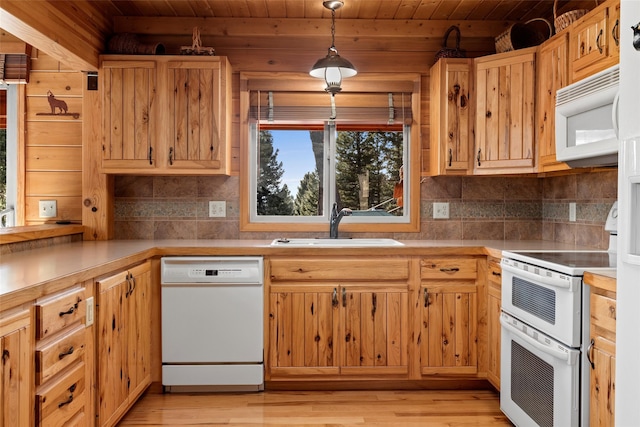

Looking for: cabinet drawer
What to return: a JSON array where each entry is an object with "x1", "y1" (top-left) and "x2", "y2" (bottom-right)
[
  {"x1": 270, "y1": 258, "x2": 410, "y2": 281},
  {"x1": 36, "y1": 287, "x2": 85, "y2": 340},
  {"x1": 36, "y1": 323, "x2": 86, "y2": 385},
  {"x1": 488, "y1": 258, "x2": 502, "y2": 286},
  {"x1": 36, "y1": 361, "x2": 86, "y2": 426},
  {"x1": 420, "y1": 258, "x2": 477, "y2": 280},
  {"x1": 591, "y1": 292, "x2": 616, "y2": 335}
]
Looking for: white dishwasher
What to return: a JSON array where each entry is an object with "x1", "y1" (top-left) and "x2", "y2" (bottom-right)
[{"x1": 161, "y1": 256, "x2": 264, "y2": 392}]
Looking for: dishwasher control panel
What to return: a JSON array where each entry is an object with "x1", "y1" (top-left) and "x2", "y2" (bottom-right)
[{"x1": 161, "y1": 256, "x2": 264, "y2": 284}]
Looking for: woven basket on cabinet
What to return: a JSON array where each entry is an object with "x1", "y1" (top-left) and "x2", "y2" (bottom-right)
[{"x1": 554, "y1": 0, "x2": 597, "y2": 32}]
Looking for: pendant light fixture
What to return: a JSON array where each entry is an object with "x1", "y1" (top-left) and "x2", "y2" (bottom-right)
[{"x1": 309, "y1": 0, "x2": 357, "y2": 96}]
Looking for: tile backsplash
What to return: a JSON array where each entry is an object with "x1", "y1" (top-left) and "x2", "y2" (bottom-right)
[{"x1": 114, "y1": 169, "x2": 617, "y2": 249}]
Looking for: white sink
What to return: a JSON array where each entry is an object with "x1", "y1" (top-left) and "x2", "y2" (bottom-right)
[{"x1": 270, "y1": 238, "x2": 404, "y2": 247}]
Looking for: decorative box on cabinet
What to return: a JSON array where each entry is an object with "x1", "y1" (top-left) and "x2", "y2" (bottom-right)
[
  {"x1": 419, "y1": 257, "x2": 479, "y2": 376},
  {"x1": 96, "y1": 261, "x2": 151, "y2": 427},
  {"x1": 267, "y1": 257, "x2": 410, "y2": 380},
  {"x1": 585, "y1": 272, "x2": 616, "y2": 427},
  {"x1": 34, "y1": 283, "x2": 93, "y2": 427},
  {"x1": 474, "y1": 48, "x2": 536, "y2": 175},
  {"x1": 100, "y1": 56, "x2": 232, "y2": 175},
  {"x1": 429, "y1": 58, "x2": 473, "y2": 175},
  {"x1": 569, "y1": 0, "x2": 620, "y2": 83},
  {"x1": 536, "y1": 33, "x2": 571, "y2": 172},
  {"x1": 0, "y1": 306, "x2": 32, "y2": 427},
  {"x1": 486, "y1": 256, "x2": 502, "y2": 389}
]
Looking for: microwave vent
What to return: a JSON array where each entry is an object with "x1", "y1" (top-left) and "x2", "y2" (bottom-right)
[{"x1": 556, "y1": 65, "x2": 619, "y2": 105}]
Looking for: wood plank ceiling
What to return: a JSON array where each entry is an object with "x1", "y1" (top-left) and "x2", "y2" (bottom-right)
[{"x1": 98, "y1": 0, "x2": 596, "y2": 22}]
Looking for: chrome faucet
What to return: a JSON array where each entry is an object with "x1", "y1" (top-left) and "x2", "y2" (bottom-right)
[{"x1": 329, "y1": 202, "x2": 352, "y2": 239}]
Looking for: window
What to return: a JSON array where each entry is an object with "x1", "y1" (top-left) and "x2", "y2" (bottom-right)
[
  {"x1": 0, "y1": 84, "x2": 17, "y2": 227},
  {"x1": 240, "y1": 72, "x2": 420, "y2": 233}
]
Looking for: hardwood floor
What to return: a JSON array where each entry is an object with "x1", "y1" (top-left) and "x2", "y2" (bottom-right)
[{"x1": 118, "y1": 389, "x2": 513, "y2": 426}]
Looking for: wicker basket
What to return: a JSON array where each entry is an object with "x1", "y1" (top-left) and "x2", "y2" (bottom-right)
[
  {"x1": 495, "y1": 18, "x2": 552, "y2": 53},
  {"x1": 554, "y1": 0, "x2": 597, "y2": 32},
  {"x1": 433, "y1": 26, "x2": 466, "y2": 64}
]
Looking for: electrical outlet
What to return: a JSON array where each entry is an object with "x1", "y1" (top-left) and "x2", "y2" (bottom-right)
[
  {"x1": 39, "y1": 200, "x2": 57, "y2": 218},
  {"x1": 209, "y1": 201, "x2": 226, "y2": 217},
  {"x1": 569, "y1": 202, "x2": 577, "y2": 222},
  {"x1": 86, "y1": 296, "x2": 94, "y2": 326},
  {"x1": 433, "y1": 202, "x2": 450, "y2": 219}
]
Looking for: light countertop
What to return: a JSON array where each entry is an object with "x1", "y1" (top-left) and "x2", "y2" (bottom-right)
[{"x1": 0, "y1": 239, "x2": 598, "y2": 310}]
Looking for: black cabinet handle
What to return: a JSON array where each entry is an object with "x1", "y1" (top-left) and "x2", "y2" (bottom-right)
[
  {"x1": 59, "y1": 303, "x2": 78, "y2": 317},
  {"x1": 342, "y1": 287, "x2": 347, "y2": 308},
  {"x1": 440, "y1": 267, "x2": 460, "y2": 273},
  {"x1": 612, "y1": 19, "x2": 619, "y2": 46},
  {"x1": 59, "y1": 346, "x2": 74, "y2": 360},
  {"x1": 477, "y1": 148, "x2": 481, "y2": 166},
  {"x1": 332, "y1": 288, "x2": 338, "y2": 308},
  {"x1": 169, "y1": 147, "x2": 174, "y2": 165},
  {"x1": 58, "y1": 394, "x2": 74, "y2": 408},
  {"x1": 596, "y1": 29, "x2": 603, "y2": 54},
  {"x1": 148, "y1": 147, "x2": 153, "y2": 165}
]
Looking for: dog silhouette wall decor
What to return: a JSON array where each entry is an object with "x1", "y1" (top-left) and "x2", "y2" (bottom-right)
[{"x1": 36, "y1": 90, "x2": 80, "y2": 119}]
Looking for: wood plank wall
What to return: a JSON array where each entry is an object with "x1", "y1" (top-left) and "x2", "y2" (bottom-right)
[{"x1": 23, "y1": 52, "x2": 83, "y2": 224}]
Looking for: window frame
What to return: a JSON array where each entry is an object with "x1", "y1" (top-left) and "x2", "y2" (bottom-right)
[{"x1": 239, "y1": 72, "x2": 421, "y2": 233}]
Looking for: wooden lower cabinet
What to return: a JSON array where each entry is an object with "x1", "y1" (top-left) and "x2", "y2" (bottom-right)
[
  {"x1": 269, "y1": 284, "x2": 410, "y2": 379},
  {"x1": 96, "y1": 261, "x2": 152, "y2": 427},
  {"x1": 0, "y1": 306, "x2": 32, "y2": 427},
  {"x1": 419, "y1": 257, "x2": 479, "y2": 376},
  {"x1": 587, "y1": 279, "x2": 616, "y2": 427},
  {"x1": 486, "y1": 257, "x2": 502, "y2": 389},
  {"x1": 267, "y1": 257, "x2": 410, "y2": 380},
  {"x1": 34, "y1": 283, "x2": 94, "y2": 427}
]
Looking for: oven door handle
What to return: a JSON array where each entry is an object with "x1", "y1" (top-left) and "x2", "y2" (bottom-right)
[
  {"x1": 500, "y1": 315, "x2": 575, "y2": 364},
  {"x1": 501, "y1": 263, "x2": 571, "y2": 290}
]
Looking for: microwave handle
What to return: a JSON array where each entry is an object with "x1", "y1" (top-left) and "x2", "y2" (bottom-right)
[
  {"x1": 500, "y1": 315, "x2": 575, "y2": 363},
  {"x1": 613, "y1": 90, "x2": 620, "y2": 139}
]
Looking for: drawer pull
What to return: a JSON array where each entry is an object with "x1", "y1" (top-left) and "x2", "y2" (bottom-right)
[
  {"x1": 440, "y1": 267, "x2": 460, "y2": 273},
  {"x1": 332, "y1": 288, "x2": 339, "y2": 308},
  {"x1": 59, "y1": 346, "x2": 75, "y2": 360},
  {"x1": 58, "y1": 394, "x2": 74, "y2": 408},
  {"x1": 587, "y1": 338, "x2": 595, "y2": 369},
  {"x1": 59, "y1": 304, "x2": 78, "y2": 317},
  {"x1": 342, "y1": 287, "x2": 347, "y2": 308},
  {"x1": 492, "y1": 271, "x2": 502, "y2": 277}
]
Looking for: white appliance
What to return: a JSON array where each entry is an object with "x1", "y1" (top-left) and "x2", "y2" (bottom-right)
[
  {"x1": 555, "y1": 64, "x2": 619, "y2": 167},
  {"x1": 161, "y1": 256, "x2": 264, "y2": 392},
  {"x1": 500, "y1": 249, "x2": 617, "y2": 427},
  {"x1": 615, "y1": 1, "x2": 640, "y2": 424}
]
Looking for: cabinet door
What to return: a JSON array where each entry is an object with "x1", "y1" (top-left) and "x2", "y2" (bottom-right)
[
  {"x1": 420, "y1": 283, "x2": 478, "y2": 375},
  {"x1": 340, "y1": 286, "x2": 409, "y2": 376},
  {"x1": 429, "y1": 58, "x2": 473, "y2": 175},
  {"x1": 590, "y1": 338, "x2": 615, "y2": 427},
  {"x1": 474, "y1": 49, "x2": 536, "y2": 174},
  {"x1": 97, "y1": 274, "x2": 128, "y2": 427},
  {"x1": 268, "y1": 285, "x2": 340, "y2": 377},
  {"x1": 102, "y1": 60, "x2": 157, "y2": 171},
  {"x1": 0, "y1": 309, "x2": 31, "y2": 427},
  {"x1": 537, "y1": 34, "x2": 570, "y2": 172},
  {"x1": 125, "y1": 262, "x2": 152, "y2": 401},
  {"x1": 486, "y1": 257, "x2": 502, "y2": 389},
  {"x1": 166, "y1": 58, "x2": 230, "y2": 173},
  {"x1": 570, "y1": 5, "x2": 615, "y2": 82}
]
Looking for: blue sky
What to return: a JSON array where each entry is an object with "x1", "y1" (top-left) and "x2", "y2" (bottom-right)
[{"x1": 271, "y1": 130, "x2": 317, "y2": 193}]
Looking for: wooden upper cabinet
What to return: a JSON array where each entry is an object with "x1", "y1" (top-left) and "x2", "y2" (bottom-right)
[
  {"x1": 429, "y1": 58, "x2": 473, "y2": 175},
  {"x1": 569, "y1": 0, "x2": 620, "y2": 83},
  {"x1": 474, "y1": 48, "x2": 536, "y2": 175},
  {"x1": 101, "y1": 60, "x2": 157, "y2": 171},
  {"x1": 165, "y1": 58, "x2": 231, "y2": 173},
  {"x1": 536, "y1": 33, "x2": 570, "y2": 172},
  {"x1": 100, "y1": 56, "x2": 232, "y2": 175}
]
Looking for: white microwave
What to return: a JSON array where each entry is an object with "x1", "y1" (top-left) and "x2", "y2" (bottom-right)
[{"x1": 555, "y1": 64, "x2": 619, "y2": 168}]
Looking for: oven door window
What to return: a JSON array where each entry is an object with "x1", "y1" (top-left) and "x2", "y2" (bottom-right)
[{"x1": 512, "y1": 277, "x2": 556, "y2": 325}]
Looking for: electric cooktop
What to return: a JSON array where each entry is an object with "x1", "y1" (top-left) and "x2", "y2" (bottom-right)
[{"x1": 502, "y1": 250, "x2": 616, "y2": 276}]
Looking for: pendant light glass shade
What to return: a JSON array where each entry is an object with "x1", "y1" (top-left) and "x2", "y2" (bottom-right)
[{"x1": 310, "y1": 0, "x2": 356, "y2": 95}]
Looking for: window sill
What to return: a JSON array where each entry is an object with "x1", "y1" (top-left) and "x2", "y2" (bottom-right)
[{"x1": 0, "y1": 224, "x2": 85, "y2": 245}]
